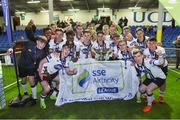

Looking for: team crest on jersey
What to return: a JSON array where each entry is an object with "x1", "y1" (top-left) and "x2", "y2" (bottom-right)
[
  {"x1": 82, "y1": 48, "x2": 89, "y2": 54},
  {"x1": 28, "y1": 49, "x2": 32, "y2": 52}
]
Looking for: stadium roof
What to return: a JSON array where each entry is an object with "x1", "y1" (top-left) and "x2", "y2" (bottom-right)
[{"x1": 0, "y1": 0, "x2": 158, "y2": 15}]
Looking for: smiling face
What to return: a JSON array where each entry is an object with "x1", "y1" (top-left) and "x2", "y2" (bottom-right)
[
  {"x1": 55, "y1": 30, "x2": 64, "y2": 43},
  {"x1": 147, "y1": 40, "x2": 156, "y2": 52},
  {"x1": 110, "y1": 25, "x2": 116, "y2": 36},
  {"x1": 123, "y1": 28, "x2": 131, "y2": 37},
  {"x1": 67, "y1": 34, "x2": 74, "y2": 45},
  {"x1": 97, "y1": 32, "x2": 105, "y2": 44},
  {"x1": 44, "y1": 29, "x2": 52, "y2": 40},
  {"x1": 36, "y1": 40, "x2": 46, "y2": 49},
  {"x1": 76, "y1": 26, "x2": 83, "y2": 35},
  {"x1": 83, "y1": 32, "x2": 91, "y2": 43},
  {"x1": 136, "y1": 30, "x2": 144, "y2": 41},
  {"x1": 103, "y1": 25, "x2": 110, "y2": 35},
  {"x1": 133, "y1": 51, "x2": 143, "y2": 64},
  {"x1": 118, "y1": 40, "x2": 127, "y2": 52},
  {"x1": 61, "y1": 45, "x2": 70, "y2": 58}
]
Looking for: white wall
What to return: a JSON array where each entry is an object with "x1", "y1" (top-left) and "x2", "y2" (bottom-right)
[
  {"x1": 20, "y1": 12, "x2": 50, "y2": 25},
  {"x1": 57, "y1": 10, "x2": 96, "y2": 23},
  {"x1": 0, "y1": 8, "x2": 173, "y2": 27}
]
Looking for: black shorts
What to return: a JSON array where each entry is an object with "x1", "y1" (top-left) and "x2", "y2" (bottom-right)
[
  {"x1": 143, "y1": 78, "x2": 165, "y2": 87},
  {"x1": 18, "y1": 66, "x2": 36, "y2": 78},
  {"x1": 40, "y1": 72, "x2": 58, "y2": 82},
  {"x1": 161, "y1": 66, "x2": 168, "y2": 76}
]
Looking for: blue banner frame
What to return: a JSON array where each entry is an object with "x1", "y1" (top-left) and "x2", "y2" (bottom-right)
[{"x1": 2, "y1": 0, "x2": 12, "y2": 46}]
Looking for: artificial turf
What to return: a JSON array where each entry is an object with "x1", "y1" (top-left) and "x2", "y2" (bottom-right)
[{"x1": 0, "y1": 65, "x2": 180, "y2": 119}]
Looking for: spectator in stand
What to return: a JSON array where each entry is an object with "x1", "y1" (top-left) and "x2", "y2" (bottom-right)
[
  {"x1": 118, "y1": 17, "x2": 123, "y2": 29},
  {"x1": 118, "y1": 17, "x2": 128, "y2": 29},
  {"x1": 95, "y1": 19, "x2": 102, "y2": 32},
  {"x1": 173, "y1": 35, "x2": 180, "y2": 69},
  {"x1": 124, "y1": 17, "x2": 128, "y2": 26},
  {"x1": 69, "y1": 18, "x2": 76, "y2": 31}
]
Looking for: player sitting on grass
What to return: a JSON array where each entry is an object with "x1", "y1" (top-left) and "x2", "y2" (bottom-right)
[
  {"x1": 38, "y1": 44, "x2": 77, "y2": 109},
  {"x1": 133, "y1": 48, "x2": 166, "y2": 112}
]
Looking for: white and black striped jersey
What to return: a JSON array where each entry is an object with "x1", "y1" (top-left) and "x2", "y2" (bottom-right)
[
  {"x1": 127, "y1": 38, "x2": 138, "y2": 48},
  {"x1": 48, "y1": 39, "x2": 66, "y2": 52},
  {"x1": 42, "y1": 53, "x2": 70, "y2": 75},
  {"x1": 143, "y1": 46, "x2": 168, "y2": 67},
  {"x1": 136, "y1": 36, "x2": 149, "y2": 51},
  {"x1": 117, "y1": 50, "x2": 133, "y2": 61},
  {"x1": 135, "y1": 59, "x2": 166, "y2": 79},
  {"x1": 109, "y1": 41, "x2": 118, "y2": 55},
  {"x1": 76, "y1": 41, "x2": 92, "y2": 59}
]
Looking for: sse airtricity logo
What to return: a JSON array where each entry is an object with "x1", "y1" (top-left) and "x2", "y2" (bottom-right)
[{"x1": 78, "y1": 69, "x2": 90, "y2": 88}]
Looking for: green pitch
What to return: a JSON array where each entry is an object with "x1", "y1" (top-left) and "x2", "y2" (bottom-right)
[{"x1": 0, "y1": 65, "x2": 180, "y2": 119}]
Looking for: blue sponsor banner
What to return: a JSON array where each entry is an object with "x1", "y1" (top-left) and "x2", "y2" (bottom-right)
[
  {"x1": 97, "y1": 87, "x2": 118, "y2": 94},
  {"x1": 2, "y1": 0, "x2": 12, "y2": 45}
]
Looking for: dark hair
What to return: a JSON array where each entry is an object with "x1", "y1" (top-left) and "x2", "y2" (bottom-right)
[
  {"x1": 50, "y1": 23, "x2": 56, "y2": 26},
  {"x1": 112, "y1": 33, "x2": 120, "y2": 38},
  {"x1": 148, "y1": 37, "x2": 157, "y2": 42},
  {"x1": 75, "y1": 24, "x2": 82, "y2": 29},
  {"x1": 43, "y1": 27, "x2": 51, "y2": 34},
  {"x1": 62, "y1": 44, "x2": 70, "y2": 49},
  {"x1": 97, "y1": 31, "x2": 104, "y2": 35},
  {"x1": 66, "y1": 30, "x2": 75, "y2": 36}
]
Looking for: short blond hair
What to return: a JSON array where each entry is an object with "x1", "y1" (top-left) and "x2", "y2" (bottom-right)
[{"x1": 132, "y1": 48, "x2": 143, "y2": 56}]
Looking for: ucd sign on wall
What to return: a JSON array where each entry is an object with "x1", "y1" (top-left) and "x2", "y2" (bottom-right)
[{"x1": 133, "y1": 11, "x2": 172, "y2": 23}]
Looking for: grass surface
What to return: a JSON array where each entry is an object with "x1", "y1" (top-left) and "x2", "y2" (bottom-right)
[{"x1": 0, "y1": 65, "x2": 180, "y2": 119}]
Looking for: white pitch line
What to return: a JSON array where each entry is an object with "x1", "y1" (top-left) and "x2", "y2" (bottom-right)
[
  {"x1": 4, "y1": 79, "x2": 21, "y2": 89},
  {"x1": 169, "y1": 68, "x2": 180, "y2": 75}
]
